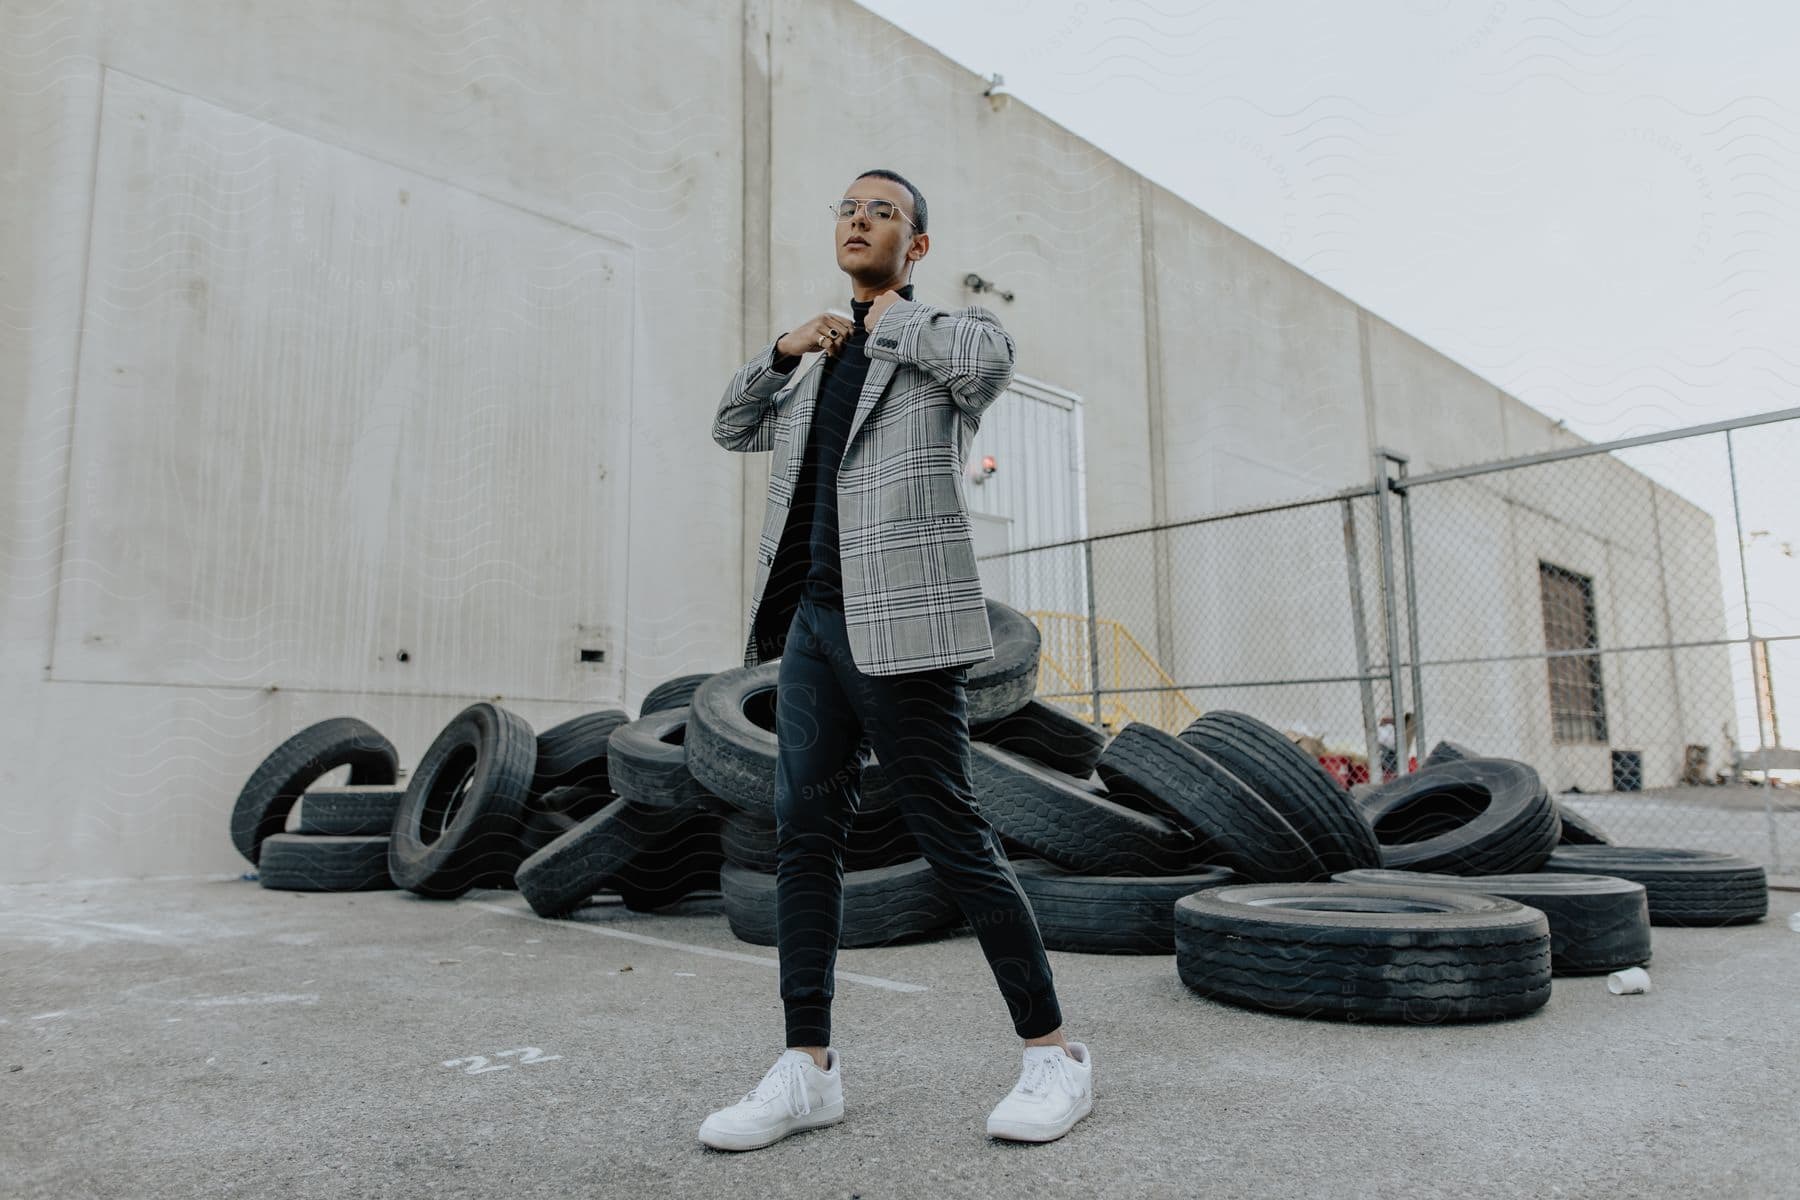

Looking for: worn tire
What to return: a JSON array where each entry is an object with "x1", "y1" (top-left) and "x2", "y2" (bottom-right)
[
  {"x1": 972, "y1": 697, "x2": 1107, "y2": 777},
  {"x1": 1362, "y1": 757, "x2": 1562, "y2": 875},
  {"x1": 1333, "y1": 867, "x2": 1651, "y2": 975},
  {"x1": 1011, "y1": 857, "x2": 1237, "y2": 954},
  {"x1": 1175, "y1": 882, "x2": 1553, "y2": 1022},
  {"x1": 1423, "y1": 740, "x2": 1478, "y2": 768},
  {"x1": 963, "y1": 599, "x2": 1043, "y2": 726},
  {"x1": 718, "y1": 803, "x2": 920, "y2": 874},
  {"x1": 1556, "y1": 800, "x2": 1615, "y2": 845},
  {"x1": 968, "y1": 741, "x2": 1195, "y2": 876},
  {"x1": 294, "y1": 786, "x2": 405, "y2": 837},
  {"x1": 231, "y1": 718, "x2": 399, "y2": 865},
  {"x1": 607, "y1": 705, "x2": 717, "y2": 811},
  {"x1": 256, "y1": 834, "x2": 396, "y2": 892},
  {"x1": 640, "y1": 672, "x2": 716, "y2": 718},
  {"x1": 1178, "y1": 711, "x2": 1380, "y2": 873},
  {"x1": 388, "y1": 703, "x2": 538, "y2": 899},
  {"x1": 1536, "y1": 845, "x2": 1767, "y2": 926},
  {"x1": 532, "y1": 709, "x2": 632, "y2": 800},
  {"x1": 1095, "y1": 722, "x2": 1326, "y2": 882},
  {"x1": 687, "y1": 663, "x2": 787, "y2": 814},
  {"x1": 602, "y1": 808, "x2": 724, "y2": 911},
  {"x1": 718, "y1": 858, "x2": 960, "y2": 947},
  {"x1": 516, "y1": 795, "x2": 702, "y2": 917}
]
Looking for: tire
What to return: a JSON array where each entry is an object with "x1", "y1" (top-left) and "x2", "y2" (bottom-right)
[
  {"x1": 968, "y1": 741, "x2": 1196, "y2": 876},
  {"x1": 964, "y1": 599, "x2": 1042, "y2": 726},
  {"x1": 603, "y1": 808, "x2": 725, "y2": 911},
  {"x1": 687, "y1": 663, "x2": 786, "y2": 814},
  {"x1": 516, "y1": 795, "x2": 701, "y2": 918},
  {"x1": 256, "y1": 834, "x2": 395, "y2": 892},
  {"x1": 1423, "y1": 740, "x2": 1478, "y2": 768},
  {"x1": 1174, "y1": 882, "x2": 1553, "y2": 1022},
  {"x1": 1361, "y1": 757, "x2": 1562, "y2": 875},
  {"x1": 1556, "y1": 800, "x2": 1614, "y2": 845},
  {"x1": 231, "y1": 718, "x2": 399, "y2": 865},
  {"x1": 972, "y1": 698, "x2": 1107, "y2": 777},
  {"x1": 294, "y1": 787, "x2": 405, "y2": 836},
  {"x1": 1332, "y1": 868, "x2": 1651, "y2": 976},
  {"x1": 640, "y1": 672, "x2": 716, "y2": 718},
  {"x1": 532, "y1": 709, "x2": 632, "y2": 799},
  {"x1": 1177, "y1": 711, "x2": 1381, "y2": 873},
  {"x1": 516, "y1": 789, "x2": 597, "y2": 858},
  {"x1": 718, "y1": 858, "x2": 960, "y2": 948},
  {"x1": 1536, "y1": 845, "x2": 1767, "y2": 926},
  {"x1": 607, "y1": 706, "x2": 717, "y2": 810},
  {"x1": 1010, "y1": 857, "x2": 1236, "y2": 954},
  {"x1": 388, "y1": 703, "x2": 538, "y2": 899},
  {"x1": 718, "y1": 804, "x2": 919, "y2": 873},
  {"x1": 1094, "y1": 722, "x2": 1326, "y2": 882}
]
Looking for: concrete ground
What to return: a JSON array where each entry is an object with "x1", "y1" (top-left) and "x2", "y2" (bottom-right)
[{"x1": 3, "y1": 869, "x2": 1796, "y2": 1200}]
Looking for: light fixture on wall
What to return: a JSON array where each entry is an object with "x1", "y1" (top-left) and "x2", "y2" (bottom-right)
[
  {"x1": 963, "y1": 272, "x2": 1013, "y2": 302},
  {"x1": 965, "y1": 453, "x2": 998, "y2": 486},
  {"x1": 983, "y1": 72, "x2": 1012, "y2": 113}
]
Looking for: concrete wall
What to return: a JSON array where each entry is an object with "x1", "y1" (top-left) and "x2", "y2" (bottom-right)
[{"x1": 0, "y1": 0, "x2": 1732, "y2": 881}]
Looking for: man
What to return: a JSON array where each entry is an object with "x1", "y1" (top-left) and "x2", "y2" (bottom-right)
[{"x1": 702, "y1": 170, "x2": 1093, "y2": 1150}]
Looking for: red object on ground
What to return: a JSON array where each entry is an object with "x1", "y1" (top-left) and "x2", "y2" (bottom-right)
[{"x1": 1318, "y1": 755, "x2": 1369, "y2": 788}]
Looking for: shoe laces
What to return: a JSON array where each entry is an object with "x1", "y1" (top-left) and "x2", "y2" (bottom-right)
[
  {"x1": 742, "y1": 1055, "x2": 814, "y2": 1118},
  {"x1": 1015, "y1": 1050, "x2": 1075, "y2": 1101}
]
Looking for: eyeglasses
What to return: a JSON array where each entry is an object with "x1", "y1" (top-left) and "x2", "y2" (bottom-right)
[{"x1": 829, "y1": 197, "x2": 917, "y2": 228}]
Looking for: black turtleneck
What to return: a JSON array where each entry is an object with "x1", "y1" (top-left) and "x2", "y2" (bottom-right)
[{"x1": 770, "y1": 282, "x2": 915, "y2": 611}]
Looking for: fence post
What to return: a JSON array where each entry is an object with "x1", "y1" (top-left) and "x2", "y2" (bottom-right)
[
  {"x1": 1372, "y1": 449, "x2": 1408, "y2": 777},
  {"x1": 1341, "y1": 497, "x2": 1382, "y2": 777},
  {"x1": 1083, "y1": 537, "x2": 1103, "y2": 732},
  {"x1": 1726, "y1": 429, "x2": 1779, "y2": 869},
  {"x1": 1395, "y1": 458, "x2": 1426, "y2": 770}
]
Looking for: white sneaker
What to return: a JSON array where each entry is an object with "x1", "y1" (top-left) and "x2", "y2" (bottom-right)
[
  {"x1": 698, "y1": 1047, "x2": 845, "y2": 1151},
  {"x1": 986, "y1": 1041, "x2": 1094, "y2": 1143}
]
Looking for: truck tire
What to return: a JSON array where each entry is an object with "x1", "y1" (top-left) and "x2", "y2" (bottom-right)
[
  {"x1": 972, "y1": 698, "x2": 1107, "y2": 777},
  {"x1": 1178, "y1": 711, "x2": 1380, "y2": 873},
  {"x1": 515, "y1": 795, "x2": 700, "y2": 918},
  {"x1": 1332, "y1": 867, "x2": 1651, "y2": 975},
  {"x1": 640, "y1": 672, "x2": 716, "y2": 718},
  {"x1": 607, "y1": 706, "x2": 716, "y2": 810},
  {"x1": 256, "y1": 834, "x2": 395, "y2": 892},
  {"x1": 1175, "y1": 882, "x2": 1552, "y2": 1022},
  {"x1": 388, "y1": 703, "x2": 537, "y2": 899},
  {"x1": 719, "y1": 858, "x2": 960, "y2": 947},
  {"x1": 231, "y1": 718, "x2": 399, "y2": 865},
  {"x1": 294, "y1": 786, "x2": 405, "y2": 836},
  {"x1": 1096, "y1": 722, "x2": 1326, "y2": 882},
  {"x1": 1536, "y1": 845, "x2": 1767, "y2": 926},
  {"x1": 1010, "y1": 857, "x2": 1236, "y2": 954},
  {"x1": 1361, "y1": 757, "x2": 1561, "y2": 875}
]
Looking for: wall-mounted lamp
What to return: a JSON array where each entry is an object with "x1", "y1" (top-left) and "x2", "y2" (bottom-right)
[
  {"x1": 983, "y1": 72, "x2": 1012, "y2": 113},
  {"x1": 966, "y1": 453, "x2": 998, "y2": 486},
  {"x1": 963, "y1": 272, "x2": 1013, "y2": 302}
]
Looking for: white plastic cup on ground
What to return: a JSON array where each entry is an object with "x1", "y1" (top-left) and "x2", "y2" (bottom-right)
[
  {"x1": 1788, "y1": 912, "x2": 1800, "y2": 933},
  {"x1": 1607, "y1": 966, "x2": 1651, "y2": 995}
]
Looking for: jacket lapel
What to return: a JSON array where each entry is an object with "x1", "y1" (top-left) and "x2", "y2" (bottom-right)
[{"x1": 843, "y1": 354, "x2": 897, "y2": 458}]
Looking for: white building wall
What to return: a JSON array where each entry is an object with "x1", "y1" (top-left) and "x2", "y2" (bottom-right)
[{"x1": 0, "y1": 0, "x2": 1731, "y2": 881}]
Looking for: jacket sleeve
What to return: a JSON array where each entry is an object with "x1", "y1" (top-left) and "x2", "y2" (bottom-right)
[
  {"x1": 713, "y1": 335, "x2": 806, "y2": 453},
  {"x1": 864, "y1": 298, "x2": 1016, "y2": 421}
]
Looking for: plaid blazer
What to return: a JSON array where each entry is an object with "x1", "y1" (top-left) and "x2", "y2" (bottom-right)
[{"x1": 713, "y1": 296, "x2": 1016, "y2": 676}]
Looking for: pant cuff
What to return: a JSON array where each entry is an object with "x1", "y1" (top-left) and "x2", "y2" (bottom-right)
[{"x1": 785, "y1": 1002, "x2": 831, "y2": 1048}]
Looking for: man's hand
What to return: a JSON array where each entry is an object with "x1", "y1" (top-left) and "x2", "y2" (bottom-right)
[
  {"x1": 865, "y1": 289, "x2": 905, "y2": 333},
  {"x1": 777, "y1": 313, "x2": 857, "y2": 358}
]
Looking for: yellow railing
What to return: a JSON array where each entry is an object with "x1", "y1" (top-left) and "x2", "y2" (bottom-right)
[{"x1": 1024, "y1": 610, "x2": 1202, "y2": 736}]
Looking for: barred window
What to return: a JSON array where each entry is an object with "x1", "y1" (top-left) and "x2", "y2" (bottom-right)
[{"x1": 1539, "y1": 561, "x2": 1607, "y2": 744}]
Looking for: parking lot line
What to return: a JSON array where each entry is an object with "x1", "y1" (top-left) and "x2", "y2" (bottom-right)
[{"x1": 468, "y1": 901, "x2": 929, "y2": 993}]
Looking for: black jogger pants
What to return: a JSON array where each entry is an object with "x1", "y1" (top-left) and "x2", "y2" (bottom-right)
[{"x1": 770, "y1": 589, "x2": 1063, "y2": 1048}]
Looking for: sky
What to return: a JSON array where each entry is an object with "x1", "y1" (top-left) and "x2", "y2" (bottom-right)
[{"x1": 858, "y1": 0, "x2": 1797, "y2": 756}]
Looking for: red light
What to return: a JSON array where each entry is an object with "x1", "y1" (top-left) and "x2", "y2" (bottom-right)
[{"x1": 982, "y1": 455, "x2": 997, "y2": 470}]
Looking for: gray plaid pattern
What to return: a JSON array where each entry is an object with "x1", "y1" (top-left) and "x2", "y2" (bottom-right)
[{"x1": 713, "y1": 296, "x2": 1016, "y2": 676}]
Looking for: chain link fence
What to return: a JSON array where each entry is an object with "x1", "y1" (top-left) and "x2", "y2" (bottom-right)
[{"x1": 980, "y1": 407, "x2": 1800, "y2": 874}]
